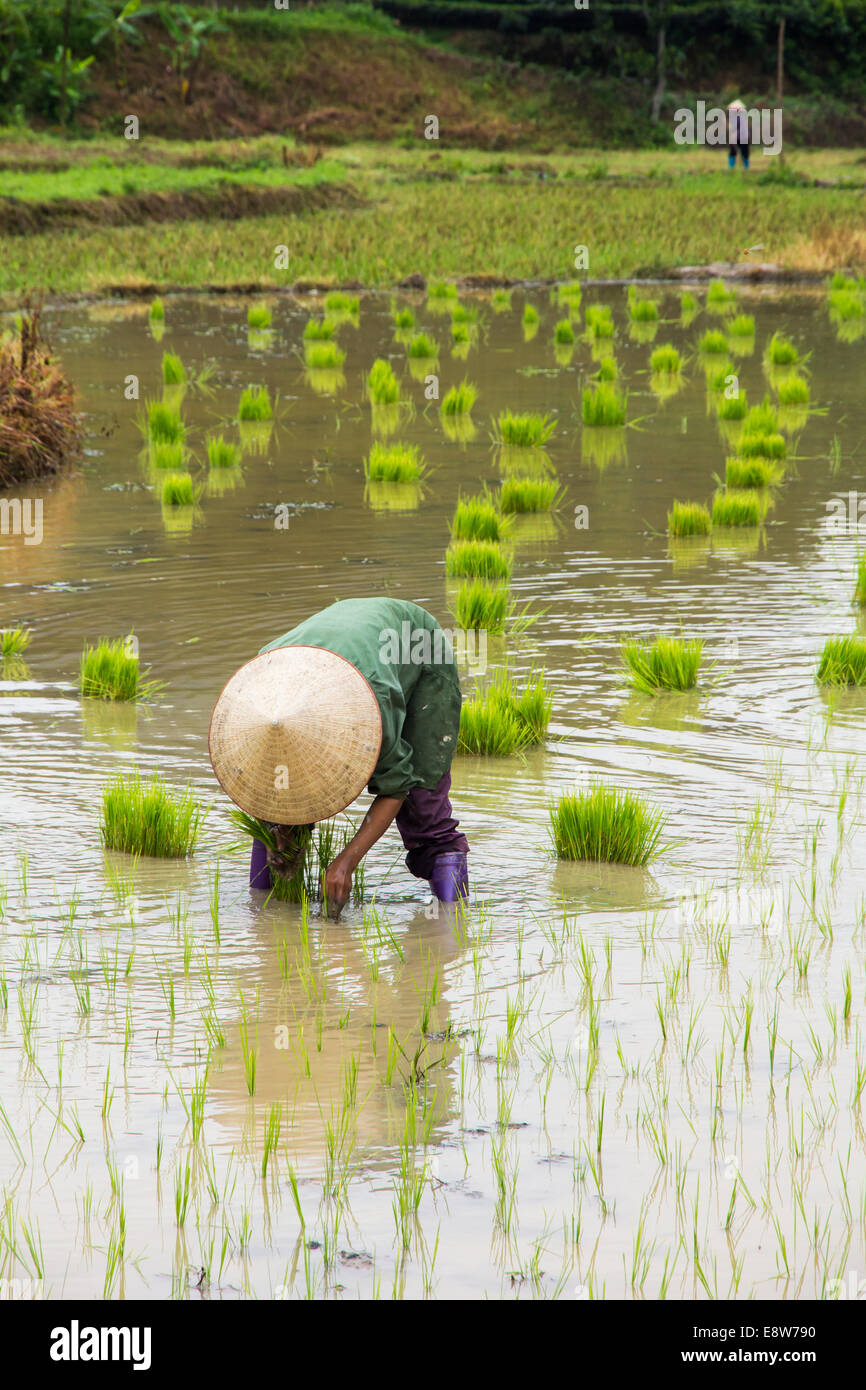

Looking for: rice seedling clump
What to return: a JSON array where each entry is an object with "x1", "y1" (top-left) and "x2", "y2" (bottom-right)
[
  {"x1": 451, "y1": 494, "x2": 503, "y2": 543},
  {"x1": 739, "y1": 432, "x2": 786, "y2": 460},
  {"x1": 0, "y1": 627, "x2": 31, "y2": 656},
  {"x1": 458, "y1": 669, "x2": 553, "y2": 754},
  {"x1": 161, "y1": 472, "x2": 196, "y2": 506},
  {"x1": 597, "y1": 356, "x2": 618, "y2": 381},
  {"x1": 628, "y1": 290, "x2": 659, "y2": 322},
  {"x1": 717, "y1": 392, "x2": 748, "y2": 420},
  {"x1": 303, "y1": 317, "x2": 336, "y2": 341},
  {"x1": 816, "y1": 635, "x2": 866, "y2": 686},
  {"x1": 554, "y1": 319, "x2": 575, "y2": 344},
  {"x1": 766, "y1": 332, "x2": 799, "y2": 366},
  {"x1": 407, "y1": 332, "x2": 437, "y2": 359},
  {"x1": 499, "y1": 477, "x2": 560, "y2": 513},
  {"x1": 446, "y1": 539, "x2": 512, "y2": 582},
  {"x1": 699, "y1": 329, "x2": 728, "y2": 354},
  {"x1": 496, "y1": 411, "x2": 556, "y2": 447},
  {"x1": 306, "y1": 341, "x2": 346, "y2": 369},
  {"x1": 364, "y1": 442, "x2": 425, "y2": 483},
  {"x1": 247, "y1": 304, "x2": 272, "y2": 330},
  {"x1": 777, "y1": 374, "x2": 810, "y2": 405},
  {"x1": 428, "y1": 281, "x2": 458, "y2": 301},
  {"x1": 147, "y1": 401, "x2": 185, "y2": 445},
  {"x1": 393, "y1": 306, "x2": 415, "y2": 329},
  {"x1": 238, "y1": 386, "x2": 272, "y2": 421},
  {"x1": 742, "y1": 399, "x2": 779, "y2": 435},
  {"x1": 725, "y1": 456, "x2": 782, "y2": 488},
  {"x1": 712, "y1": 489, "x2": 764, "y2": 527},
  {"x1": 582, "y1": 383, "x2": 626, "y2": 427},
  {"x1": 650, "y1": 345, "x2": 682, "y2": 374},
  {"x1": 729, "y1": 314, "x2": 755, "y2": 337},
  {"x1": 668, "y1": 500, "x2": 711, "y2": 537},
  {"x1": 79, "y1": 636, "x2": 158, "y2": 702},
  {"x1": 366, "y1": 359, "x2": 400, "y2": 404},
  {"x1": 149, "y1": 298, "x2": 165, "y2": 322},
  {"x1": 707, "y1": 279, "x2": 737, "y2": 308},
  {"x1": 522, "y1": 304, "x2": 539, "y2": 326},
  {"x1": 206, "y1": 435, "x2": 241, "y2": 469},
  {"x1": 454, "y1": 582, "x2": 509, "y2": 632},
  {"x1": 324, "y1": 291, "x2": 359, "y2": 315},
  {"x1": 151, "y1": 440, "x2": 185, "y2": 470},
  {"x1": 491, "y1": 288, "x2": 512, "y2": 311},
  {"x1": 101, "y1": 771, "x2": 204, "y2": 857},
  {"x1": 549, "y1": 783, "x2": 666, "y2": 864},
  {"x1": 161, "y1": 352, "x2": 186, "y2": 385},
  {"x1": 621, "y1": 634, "x2": 703, "y2": 693},
  {"x1": 441, "y1": 380, "x2": 477, "y2": 416}
]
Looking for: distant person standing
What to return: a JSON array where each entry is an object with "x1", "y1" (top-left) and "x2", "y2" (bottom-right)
[{"x1": 727, "y1": 99, "x2": 750, "y2": 169}]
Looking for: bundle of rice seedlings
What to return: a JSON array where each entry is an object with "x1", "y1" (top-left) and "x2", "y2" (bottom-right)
[
  {"x1": 585, "y1": 305, "x2": 613, "y2": 331},
  {"x1": 161, "y1": 472, "x2": 196, "y2": 506},
  {"x1": 829, "y1": 271, "x2": 859, "y2": 292},
  {"x1": 79, "y1": 636, "x2": 159, "y2": 701},
  {"x1": 712, "y1": 488, "x2": 764, "y2": 527},
  {"x1": 407, "y1": 332, "x2": 437, "y2": 358},
  {"x1": 500, "y1": 477, "x2": 560, "y2": 513},
  {"x1": 491, "y1": 289, "x2": 512, "y2": 312},
  {"x1": 776, "y1": 374, "x2": 810, "y2": 405},
  {"x1": 101, "y1": 771, "x2": 203, "y2": 857},
  {"x1": 303, "y1": 317, "x2": 336, "y2": 340},
  {"x1": 522, "y1": 304, "x2": 540, "y2": 326},
  {"x1": 742, "y1": 399, "x2": 780, "y2": 435},
  {"x1": 816, "y1": 635, "x2": 866, "y2": 686},
  {"x1": 364, "y1": 441, "x2": 425, "y2": 483},
  {"x1": 428, "y1": 281, "x2": 458, "y2": 301},
  {"x1": 628, "y1": 289, "x2": 659, "y2": 322},
  {"x1": 706, "y1": 278, "x2": 737, "y2": 309},
  {"x1": 393, "y1": 306, "x2": 415, "y2": 330},
  {"x1": 729, "y1": 314, "x2": 755, "y2": 337},
  {"x1": 549, "y1": 783, "x2": 666, "y2": 864},
  {"x1": 667, "y1": 500, "x2": 711, "y2": 537},
  {"x1": 621, "y1": 634, "x2": 703, "y2": 693},
  {"x1": 650, "y1": 344, "x2": 682, "y2": 374},
  {"x1": 706, "y1": 360, "x2": 736, "y2": 393},
  {"x1": 582, "y1": 383, "x2": 626, "y2": 427},
  {"x1": 161, "y1": 352, "x2": 186, "y2": 386},
  {"x1": 513, "y1": 670, "x2": 554, "y2": 743},
  {"x1": 680, "y1": 290, "x2": 698, "y2": 323},
  {"x1": 698, "y1": 329, "x2": 729, "y2": 354},
  {"x1": 147, "y1": 401, "x2": 185, "y2": 445},
  {"x1": 828, "y1": 289, "x2": 865, "y2": 320},
  {"x1": 457, "y1": 693, "x2": 532, "y2": 757},
  {"x1": 717, "y1": 392, "x2": 748, "y2": 420},
  {"x1": 451, "y1": 493, "x2": 504, "y2": 542},
  {"x1": 450, "y1": 303, "x2": 478, "y2": 325},
  {"x1": 855, "y1": 553, "x2": 866, "y2": 606},
  {"x1": 765, "y1": 332, "x2": 799, "y2": 366},
  {"x1": 366, "y1": 358, "x2": 400, "y2": 404},
  {"x1": 495, "y1": 411, "x2": 556, "y2": 447},
  {"x1": 554, "y1": 319, "x2": 575, "y2": 344},
  {"x1": 151, "y1": 440, "x2": 186, "y2": 470},
  {"x1": 597, "y1": 356, "x2": 618, "y2": 381},
  {"x1": 149, "y1": 298, "x2": 165, "y2": 323},
  {"x1": 557, "y1": 281, "x2": 582, "y2": 309},
  {"x1": 238, "y1": 386, "x2": 273, "y2": 421},
  {"x1": 454, "y1": 581, "x2": 509, "y2": 632},
  {"x1": 206, "y1": 435, "x2": 241, "y2": 469},
  {"x1": 725, "y1": 456, "x2": 782, "y2": 488},
  {"x1": 440, "y1": 379, "x2": 477, "y2": 415},
  {"x1": 0, "y1": 627, "x2": 31, "y2": 656},
  {"x1": 248, "y1": 304, "x2": 272, "y2": 330},
  {"x1": 739, "y1": 431, "x2": 786, "y2": 460},
  {"x1": 305, "y1": 341, "x2": 346, "y2": 369},
  {"x1": 445, "y1": 540, "x2": 512, "y2": 582},
  {"x1": 324, "y1": 291, "x2": 359, "y2": 316}
]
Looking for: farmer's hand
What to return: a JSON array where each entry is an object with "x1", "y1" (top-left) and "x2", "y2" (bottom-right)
[
  {"x1": 266, "y1": 824, "x2": 311, "y2": 881},
  {"x1": 323, "y1": 851, "x2": 354, "y2": 920}
]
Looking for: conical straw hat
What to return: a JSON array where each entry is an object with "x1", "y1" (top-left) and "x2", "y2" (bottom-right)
[{"x1": 208, "y1": 646, "x2": 382, "y2": 824}]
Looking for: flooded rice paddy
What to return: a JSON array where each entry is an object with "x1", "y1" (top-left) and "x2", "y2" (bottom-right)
[{"x1": 1, "y1": 283, "x2": 865, "y2": 1299}]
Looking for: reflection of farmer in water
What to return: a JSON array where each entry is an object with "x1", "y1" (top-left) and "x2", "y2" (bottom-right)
[
  {"x1": 727, "y1": 99, "x2": 750, "y2": 169},
  {"x1": 208, "y1": 598, "x2": 469, "y2": 917}
]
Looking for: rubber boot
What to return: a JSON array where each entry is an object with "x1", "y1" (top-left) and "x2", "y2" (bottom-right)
[
  {"x1": 428, "y1": 851, "x2": 469, "y2": 903},
  {"x1": 249, "y1": 839, "x2": 271, "y2": 891}
]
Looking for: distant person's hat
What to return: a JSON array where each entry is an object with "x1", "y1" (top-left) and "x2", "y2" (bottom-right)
[
  {"x1": 208, "y1": 646, "x2": 382, "y2": 824},
  {"x1": 727, "y1": 99, "x2": 746, "y2": 109}
]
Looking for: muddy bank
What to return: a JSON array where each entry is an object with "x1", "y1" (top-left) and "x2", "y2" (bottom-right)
[{"x1": 0, "y1": 181, "x2": 360, "y2": 238}]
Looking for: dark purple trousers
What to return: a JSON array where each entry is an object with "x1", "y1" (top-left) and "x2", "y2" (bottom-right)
[{"x1": 249, "y1": 772, "x2": 468, "y2": 888}]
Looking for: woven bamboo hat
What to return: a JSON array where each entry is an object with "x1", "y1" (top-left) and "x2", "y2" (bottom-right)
[{"x1": 208, "y1": 646, "x2": 382, "y2": 824}]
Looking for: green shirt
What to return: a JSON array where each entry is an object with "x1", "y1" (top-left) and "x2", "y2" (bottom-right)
[{"x1": 259, "y1": 598, "x2": 462, "y2": 800}]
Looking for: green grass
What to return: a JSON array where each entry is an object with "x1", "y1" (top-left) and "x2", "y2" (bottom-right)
[
  {"x1": 364, "y1": 441, "x2": 424, "y2": 482},
  {"x1": 766, "y1": 332, "x2": 800, "y2": 366},
  {"x1": 366, "y1": 358, "x2": 400, "y2": 404},
  {"x1": 500, "y1": 477, "x2": 560, "y2": 514},
  {"x1": 816, "y1": 635, "x2": 866, "y2": 686},
  {"x1": 549, "y1": 783, "x2": 666, "y2": 865},
  {"x1": 303, "y1": 316, "x2": 336, "y2": 340},
  {"x1": 717, "y1": 391, "x2": 748, "y2": 420},
  {"x1": 305, "y1": 340, "x2": 346, "y2": 368},
  {"x1": 149, "y1": 298, "x2": 165, "y2": 323},
  {"x1": 206, "y1": 434, "x2": 241, "y2": 469},
  {"x1": 698, "y1": 329, "x2": 729, "y2": 354},
  {"x1": 458, "y1": 668, "x2": 552, "y2": 754},
  {"x1": 324, "y1": 291, "x2": 359, "y2": 315},
  {"x1": 101, "y1": 771, "x2": 203, "y2": 858},
  {"x1": 393, "y1": 306, "x2": 415, "y2": 328},
  {"x1": 621, "y1": 634, "x2": 703, "y2": 694},
  {"x1": 776, "y1": 374, "x2": 810, "y2": 404},
  {"x1": 712, "y1": 488, "x2": 764, "y2": 526},
  {"x1": 238, "y1": 386, "x2": 273, "y2": 421},
  {"x1": 725, "y1": 456, "x2": 782, "y2": 488},
  {"x1": 667, "y1": 500, "x2": 711, "y2": 537},
  {"x1": 407, "y1": 332, "x2": 437, "y2": 358},
  {"x1": 454, "y1": 581, "x2": 509, "y2": 632},
  {"x1": 0, "y1": 628, "x2": 31, "y2": 656},
  {"x1": 706, "y1": 279, "x2": 738, "y2": 308},
  {"x1": 522, "y1": 304, "x2": 539, "y2": 326},
  {"x1": 650, "y1": 344, "x2": 682, "y2": 374},
  {"x1": 855, "y1": 553, "x2": 866, "y2": 606},
  {"x1": 729, "y1": 314, "x2": 755, "y2": 337},
  {"x1": 445, "y1": 539, "x2": 511, "y2": 582},
  {"x1": 495, "y1": 410, "x2": 556, "y2": 447},
  {"x1": 739, "y1": 432, "x2": 786, "y2": 459},
  {"x1": 582, "y1": 383, "x2": 626, "y2": 427},
  {"x1": 828, "y1": 289, "x2": 865, "y2": 320},
  {"x1": 247, "y1": 304, "x2": 272, "y2": 330},
  {"x1": 79, "y1": 636, "x2": 158, "y2": 702},
  {"x1": 150, "y1": 440, "x2": 186, "y2": 470},
  {"x1": 441, "y1": 379, "x2": 477, "y2": 415},
  {"x1": 161, "y1": 472, "x2": 196, "y2": 506},
  {"x1": 554, "y1": 319, "x2": 575, "y2": 344},
  {"x1": 147, "y1": 401, "x2": 185, "y2": 445},
  {"x1": 161, "y1": 352, "x2": 186, "y2": 386},
  {"x1": 451, "y1": 494, "x2": 504, "y2": 543}
]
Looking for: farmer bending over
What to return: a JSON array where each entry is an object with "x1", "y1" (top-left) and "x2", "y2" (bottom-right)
[{"x1": 208, "y1": 597, "x2": 469, "y2": 917}]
